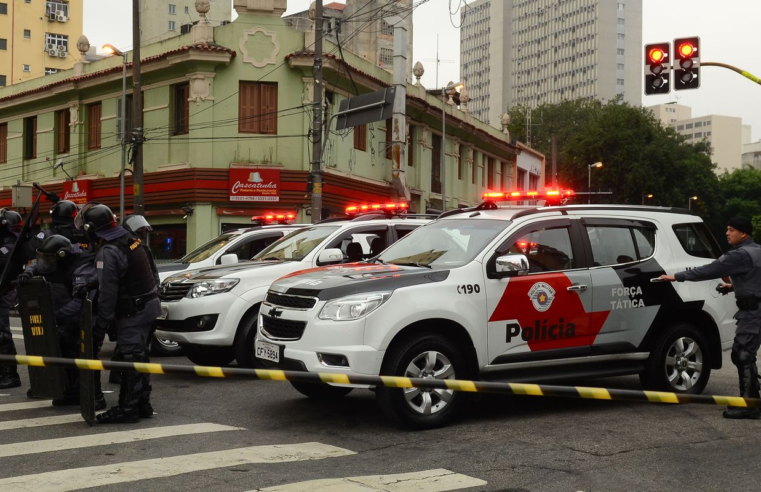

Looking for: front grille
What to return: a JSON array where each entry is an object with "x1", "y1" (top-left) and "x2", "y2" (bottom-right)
[
  {"x1": 266, "y1": 292, "x2": 317, "y2": 310},
  {"x1": 261, "y1": 315, "x2": 307, "y2": 341},
  {"x1": 159, "y1": 282, "x2": 193, "y2": 302}
]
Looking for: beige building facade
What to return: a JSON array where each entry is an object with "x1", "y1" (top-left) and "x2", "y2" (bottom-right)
[
  {"x1": 139, "y1": 0, "x2": 232, "y2": 45},
  {"x1": 0, "y1": 0, "x2": 84, "y2": 87},
  {"x1": 461, "y1": 0, "x2": 643, "y2": 128}
]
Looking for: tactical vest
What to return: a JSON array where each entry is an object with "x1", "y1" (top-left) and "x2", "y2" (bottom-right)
[
  {"x1": 115, "y1": 236, "x2": 155, "y2": 298},
  {"x1": 730, "y1": 242, "x2": 761, "y2": 300}
]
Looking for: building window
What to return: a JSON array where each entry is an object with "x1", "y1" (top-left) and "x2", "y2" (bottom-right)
[
  {"x1": 617, "y1": 49, "x2": 624, "y2": 55},
  {"x1": 706, "y1": 132, "x2": 711, "y2": 136},
  {"x1": 617, "y1": 3, "x2": 625, "y2": 10},
  {"x1": 694, "y1": 121, "x2": 702, "y2": 128},
  {"x1": 0, "y1": 39, "x2": 7, "y2": 50},
  {"x1": 385, "y1": 119, "x2": 392, "y2": 159},
  {"x1": 168, "y1": 21, "x2": 176, "y2": 31},
  {"x1": 87, "y1": 102, "x2": 102, "y2": 150},
  {"x1": 238, "y1": 81, "x2": 278, "y2": 134},
  {"x1": 617, "y1": 63, "x2": 624, "y2": 70},
  {"x1": 23, "y1": 64, "x2": 31, "y2": 72},
  {"x1": 0, "y1": 75, "x2": 5, "y2": 86},
  {"x1": 380, "y1": 48, "x2": 393, "y2": 66},
  {"x1": 44, "y1": 67, "x2": 60, "y2": 75},
  {"x1": 517, "y1": 169, "x2": 526, "y2": 190},
  {"x1": 184, "y1": 6, "x2": 189, "y2": 14},
  {"x1": 677, "y1": 125, "x2": 684, "y2": 130},
  {"x1": 44, "y1": 32, "x2": 68, "y2": 52},
  {"x1": 24, "y1": 29, "x2": 31, "y2": 39},
  {"x1": 617, "y1": 79, "x2": 625, "y2": 85},
  {"x1": 168, "y1": 4, "x2": 176, "y2": 14},
  {"x1": 0, "y1": 123, "x2": 6, "y2": 164},
  {"x1": 432, "y1": 135, "x2": 442, "y2": 194},
  {"x1": 354, "y1": 124, "x2": 367, "y2": 152},
  {"x1": 617, "y1": 34, "x2": 625, "y2": 40},
  {"x1": 173, "y1": 82, "x2": 190, "y2": 135},
  {"x1": 617, "y1": 18, "x2": 625, "y2": 25},
  {"x1": 24, "y1": 0, "x2": 30, "y2": 3},
  {"x1": 705, "y1": 120, "x2": 711, "y2": 126},
  {"x1": 46, "y1": 1, "x2": 69, "y2": 19},
  {"x1": 0, "y1": 3, "x2": 7, "y2": 15},
  {"x1": 686, "y1": 123, "x2": 693, "y2": 129},
  {"x1": 24, "y1": 116, "x2": 36, "y2": 160},
  {"x1": 56, "y1": 109, "x2": 70, "y2": 154},
  {"x1": 487, "y1": 157, "x2": 495, "y2": 189},
  {"x1": 381, "y1": 20, "x2": 394, "y2": 36},
  {"x1": 694, "y1": 132, "x2": 702, "y2": 138}
]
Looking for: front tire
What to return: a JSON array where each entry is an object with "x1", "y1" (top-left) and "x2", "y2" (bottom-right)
[
  {"x1": 150, "y1": 335, "x2": 184, "y2": 357},
  {"x1": 183, "y1": 344, "x2": 235, "y2": 367},
  {"x1": 234, "y1": 312, "x2": 262, "y2": 368},
  {"x1": 290, "y1": 381, "x2": 353, "y2": 399},
  {"x1": 640, "y1": 322, "x2": 711, "y2": 394},
  {"x1": 376, "y1": 333, "x2": 469, "y2": 429}
]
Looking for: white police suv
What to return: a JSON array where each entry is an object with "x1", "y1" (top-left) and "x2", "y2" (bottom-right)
[
  {"x1": 155, "y1": 204, "x2": 431, "y2": 368},
  {"x1": 259, "y1": 190, "x2": 736, "y2": 428}
]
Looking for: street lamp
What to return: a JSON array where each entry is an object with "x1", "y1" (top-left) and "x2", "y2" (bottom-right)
[
  {"x1": 441, "y1": 81, "x2": 464, "y2": 213},
  {"x1": 688, "y1": 196, "x2": 698, "y2": 210},
  {"x1": 103, "y1": 44, "x2": 128, "y2": 223},
  {"x1": 642, "y1": 193, "x2": 654, "y2": 205},
  {"x1": 587, "y1": 162, "x2": 603, "y2": 204}
]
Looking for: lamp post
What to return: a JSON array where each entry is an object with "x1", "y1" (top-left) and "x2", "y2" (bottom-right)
[
  {"x1": 103, "y1": 44, "x2": 128, "y2": 223},
  {"x1": 441, "y1": 81, "x2": 464, "y2": 213},
  {"x1": 688, "y1": 196, "x2": 698, "y2": 210},
  {"x1": 587, "y1": 162, "x2": 603, "y2": 204}
]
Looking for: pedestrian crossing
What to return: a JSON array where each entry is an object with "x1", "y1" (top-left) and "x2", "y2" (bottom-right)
[
  {"x1": 11, "y1": 326, "x2": 22, "y2": 340},
  {"x1": 0, "y1": 399, "x2": 487, "y2": 492}
]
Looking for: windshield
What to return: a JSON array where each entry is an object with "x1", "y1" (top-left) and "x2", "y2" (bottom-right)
[
  {"x1": 379, "y1": 219, "x2": 508, "y2": 268},
  {"x1": 253, "y1": 226, "x2": 340, "y2": 261},
  {"x1": 178, "y1": 234, "x2": 236, "y2": 263}
]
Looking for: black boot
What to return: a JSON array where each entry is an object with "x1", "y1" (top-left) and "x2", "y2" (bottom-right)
[
  {"x1": 108, "y1": 345, "x2": 123, "y2": 385},
  {"x1": 139, "y1": 384, "x2": 154, "y2": 418},
  {"x1": 96, "y1": 356, "x2": 141, "y2": 424},
  {"x1": 52, "y1": 367, "x2": 80, "y2": 406},
  {"x1": 0, "y1": 337, "x2": 21, "y2": 390},
  {"x1": 724, "y1": 349, "x2": 761, "y2": 419},
  {"x1": 93, "y1": 370, "x2": 107, "y2": 411}
]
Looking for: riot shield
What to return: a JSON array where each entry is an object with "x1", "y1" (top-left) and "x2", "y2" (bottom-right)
[
  {"x1": 17, "y1": 279, "x2": 66, "y2": 399},
  {"x1": 79, "y1": 298, "x2": 95, "y2": 426}
]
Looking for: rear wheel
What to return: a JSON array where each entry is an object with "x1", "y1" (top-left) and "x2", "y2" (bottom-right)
[
  {"x1": 640, "y1": 322, "x2": 711, "y2": 394},
  {"x1": 376, "y1": 333, "x2": 469, "y2": 429},
  {"x1": 150, "y1": 336, "x2": 184, "y2": 357},
  {"x1": 182, "y1": 344, "x2": 235, "y2": 367},
  {"x1": 290, "y1": 381, "x2": 353, "y2": 400}
]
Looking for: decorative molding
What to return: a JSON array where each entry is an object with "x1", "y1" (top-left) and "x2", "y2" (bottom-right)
[
  {"x1": 36, "y1": 127, "x2": 54, "y2": 134},
  {"x1": 6, "y1": 134, "x2": 22, "y2": 141},
  {"x1": 101, "y1": 115, "x2": 116, "y2": 121},
  {"x1": 188, "y1": 72, "x2": 216, "y2": 106},
  {"x1": 69, "y1": 103, "x2": 81, "y2": 127},
  {"x1": 143, "y1": 104, "x2": 169, "y2": 113},
  {"x1": 240, "y1": 26, "x2": 280, "y2": 68}
]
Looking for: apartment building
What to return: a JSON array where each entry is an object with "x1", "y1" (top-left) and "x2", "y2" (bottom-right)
[
  {"x1": 460, "y1": 0, "x2": 643, "y2": 128},
  {"x1": 140, "y1": 0, "x2": 232, "y2": 44},
  {"x1": 0, "y1": 0, "x2": 83, "y2": 87}
]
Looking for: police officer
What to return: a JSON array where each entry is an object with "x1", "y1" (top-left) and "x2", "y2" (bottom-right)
[
  {"x1": 659, "y1": 216, "x2": 761, "y2": 419},
  {"x1": 76, "y1": 203, "x2": 161, "y2": 423},
  {"x1": 0, "y1": 209, "x2": 23, "y2": 389},
  {"x1": 23, "y1": 200, "x2": 88, "y2": 260},
  {"x1": 18, "y1": 235, "x2": 105, "y2": 409}
]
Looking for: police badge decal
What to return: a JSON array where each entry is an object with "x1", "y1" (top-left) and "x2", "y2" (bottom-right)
[{"x1": 528, "y1": 282, "x2": 556, "y2": 312}]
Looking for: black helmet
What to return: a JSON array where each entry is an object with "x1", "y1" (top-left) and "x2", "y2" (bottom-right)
[
  {"x1": 36, "y1": 234, "x2": 72, "y2": 274},
  {"x1": 51, "y1": 200, "x2": 78, "y2": 226},
  {"x1": 0, "y1": 208, "x2": 22, "y2": 234},
  {"x1": 75, "y1": 202, "x2": 116, "y2": 232},
  {"x1": 124, "y1": 214, "x2": 152, "y2": 234}
]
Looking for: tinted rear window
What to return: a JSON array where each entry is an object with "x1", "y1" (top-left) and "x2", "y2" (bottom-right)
[{"x1": 672, "y1": 223, "x2": 723, "y2": 259}]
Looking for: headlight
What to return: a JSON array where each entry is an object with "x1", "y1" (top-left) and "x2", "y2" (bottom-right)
[
  {"x1": 187, "y1": 279, "x2": 240, "y2": 298},
  {"x1": 318, "y1": 292, "x2": 391, "y2": 321}
]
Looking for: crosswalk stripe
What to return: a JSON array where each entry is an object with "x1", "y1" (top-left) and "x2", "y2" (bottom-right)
[
  {"x1": 12, "y1": 334, "x2": 22, "y2": 340},
  {"x1": 0, "y1": 423, "x2": 241, "y2": 458},
  {"x1": 0, "y1": 401, "x2": 52, "y2": 413},
  {"x1": 252, "y1": 469, "x2": 488, "y2": 492},
  {"x1": 0, "y1": 414, "x2": 83, "y2": 431},
  {"x1": 10, "y1": 327, "x2": 21, "y2": 332},
  {"x1": 0, "y1": 442, "x2": 356, "y2": 492}
]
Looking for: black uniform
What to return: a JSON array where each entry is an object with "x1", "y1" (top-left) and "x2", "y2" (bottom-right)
[
  {"x1": 0, "y1": 235, "x2": 20, "y2": 389},
  {"x1": 676, "y1": 237, "x2": 761, "y2": 418}
]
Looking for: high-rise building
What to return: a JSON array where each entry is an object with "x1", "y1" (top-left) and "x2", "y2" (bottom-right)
[
  {"x1": 140, "y1": 0, "x2": 232, "y2": 45},
  {"x1": 460, "y1": 0, "x2": 643, "y2": 128},
  {"x1": 0, "y1": 0, "x2": 84, "y2": 87}
]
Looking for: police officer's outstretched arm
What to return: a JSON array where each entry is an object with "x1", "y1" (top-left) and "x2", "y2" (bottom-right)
[{"x1": 676, "y1": 250, "x2": 751, "y2": 282}]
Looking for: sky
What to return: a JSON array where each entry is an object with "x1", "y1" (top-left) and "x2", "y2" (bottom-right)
[{"x1": 83, "y1": 0, "x2": 761, "y2": 141}]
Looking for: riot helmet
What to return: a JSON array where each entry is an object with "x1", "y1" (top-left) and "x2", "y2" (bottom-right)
[
  {"x1": 36, "y1": 234, "x2": 72, "y2": 274},
  {"x1": 0, "y1": 209, "x2": 22, "y2": 237},
  {"x1": 50, "y1": 200, "x2": 78, "y2": 226},
  {"x1": 124, "y1": 214, "x2": 152, "y2": 241}
]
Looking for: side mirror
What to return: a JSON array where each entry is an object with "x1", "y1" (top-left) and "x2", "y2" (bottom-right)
[
  {"x1": 318, "y1": 248, "x2": 344, "y2": 265},
  {"x1": 493, "y1": 254, "x2": 529, "y2": 278},
  {"x1": 220, "y1": 254, "x2": 238, "y2": 265}
]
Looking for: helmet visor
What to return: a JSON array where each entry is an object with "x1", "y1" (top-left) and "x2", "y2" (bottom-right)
[
  {"x1": 36, "y1": 252, "x2": 58, "y2": 275},
  {"x1": 74, "y1": 202, "x2": 98, "y2": 230},
  {"x1": 125, "y1": 215, "x2": 152, "y2": 233}
]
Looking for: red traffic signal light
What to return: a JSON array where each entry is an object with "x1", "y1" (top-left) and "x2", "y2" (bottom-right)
[
  {"x1": 674, "y1": 36, "x2": 700, "y2": 90},
  {"x1": 644, "y1": 42, "x2": 671, "y2": 95}
]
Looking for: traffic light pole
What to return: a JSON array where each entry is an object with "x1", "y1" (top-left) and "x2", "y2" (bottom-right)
[
  {"x1": 310, "y1": 0, "x2": 324, "y2": 224},
  {"x1": 701, "y1": 62, "x2": 761, "y2": 86}
]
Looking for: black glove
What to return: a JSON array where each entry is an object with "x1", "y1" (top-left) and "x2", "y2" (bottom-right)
[
  {"x1": 716, "y1": 285, "x2": 732, "y2": 295},
  {"x1": 73, "y1": 284, "x2": 89, "y2": 300},
  {"x1": 93, "y1": 321, "x2": 110, "y2": 343},
  {"x1": 17, "y1": 272, "x2": 33, "y2": 286}
]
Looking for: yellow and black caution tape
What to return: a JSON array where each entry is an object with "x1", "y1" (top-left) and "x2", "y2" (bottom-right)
[{"x1": 1, "y1": 354, "x2": 759, "y2": 409}]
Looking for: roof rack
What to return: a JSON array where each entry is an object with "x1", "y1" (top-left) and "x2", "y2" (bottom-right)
[{"x1": 510, "y1": 205, "x2": 697, "y2": 220}]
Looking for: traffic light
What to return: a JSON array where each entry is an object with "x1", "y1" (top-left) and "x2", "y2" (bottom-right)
[
  {"x1": 674, "y1": 36, "x2": 700, "y2": 90},
  {"x1": 644, "y1": 42, "x2": 670, "y2": 95}
]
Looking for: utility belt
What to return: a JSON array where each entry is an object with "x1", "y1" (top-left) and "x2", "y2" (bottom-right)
[
  {"x1": 736, "y1": 296, "x2": 761, "y2": 311},
  {"x1": 115, "y1": 292, "x2": 158, "y2": 319}
]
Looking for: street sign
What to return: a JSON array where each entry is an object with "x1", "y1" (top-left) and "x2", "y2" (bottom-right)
[{"x1": 335, "y1": 88, "x2": 396, "y2": 131}]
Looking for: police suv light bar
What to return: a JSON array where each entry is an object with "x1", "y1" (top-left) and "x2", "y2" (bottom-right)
[
  {"x1": 482, "y1": 190, "x2": 576, "y2": 201},
  {"x1": 251, "y1": 212, "x2": 296, "y2": 225},
  {"x1": 345, "y1": 202, "x2": 409, "y2": 216}
]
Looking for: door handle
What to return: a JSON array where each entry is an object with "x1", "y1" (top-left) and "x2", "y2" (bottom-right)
[{"x1": 567, "y1": 285, "x2": 588, "y2": 292}]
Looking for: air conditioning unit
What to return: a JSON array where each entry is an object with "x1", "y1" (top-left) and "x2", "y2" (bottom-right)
[
  {"x1": 58, "y1": 51, "x2": 68, "y2": 58},
  {"x1": 57, "y1": 14, "x2": 68, "y2": 22},
  {"x1": 48, "y1": 49, "x2": 58, "y2": 57},
  {"x1": 46, "y1": 43, "x2": 55, "y2": 50}
]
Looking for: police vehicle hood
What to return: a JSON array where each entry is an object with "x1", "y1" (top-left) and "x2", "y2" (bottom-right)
[
  {"x1": 164, "y1": 260, "x2": 291, "y2": 283},
  {"x1": 269, "y1": 262, "x2": 449, "y2": 301}
]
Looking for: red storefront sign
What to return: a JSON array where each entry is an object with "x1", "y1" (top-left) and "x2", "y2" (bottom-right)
[
  {"x1": 62, "y1": 180, "x2": 91, "y2": 205},
  {"x1": 229, "y1": 168, "x2": 280, "y2": 202}
]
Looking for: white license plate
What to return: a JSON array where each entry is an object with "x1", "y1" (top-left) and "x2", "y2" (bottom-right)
[
  {"x1": 255, "y1": 339, "x2": 280, "y2": 363},
  {"x1": 157, "y1": 305, "x2": 169, "y2": 321}
]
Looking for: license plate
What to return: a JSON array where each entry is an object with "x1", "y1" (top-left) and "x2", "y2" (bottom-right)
[
  {"x1": 157, "y1": 305, "x2": 168, "y2": 321},
  {"x1": 255, "y1": 339, "x2": 280, "y2": 363}
]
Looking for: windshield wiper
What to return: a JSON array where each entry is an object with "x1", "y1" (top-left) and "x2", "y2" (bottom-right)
[
  {"x1": 389, "y1": 261, "x2": 432, "y2": 269},
  {"x1": 259, "y1": 257, "x2": 283, "y2": 261}
]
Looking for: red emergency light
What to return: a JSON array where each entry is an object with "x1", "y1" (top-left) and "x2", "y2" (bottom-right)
[
  {"x1": 482, "y1": 190, "x2": 576, "y2": 201},
  {"x1": 251, "y1": 212, "x2": 296, "y2": 225},
  {"x1": 345, "y1": 202, "x2": 409, "y2": 216}
]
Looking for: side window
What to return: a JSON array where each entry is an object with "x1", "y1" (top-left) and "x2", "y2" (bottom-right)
[
  {"x1": 585, "y1": 226, "x2": 637, "y2": 266},
  {"x1": 329, "y1": 228, "x2": 388, "y2": 262},
  {"x1": 394, "y1": 225, "x2": 419, "y2": 241},
  {"x1": 507, "y1": 227, "x2": 575, "y2": 273},
  {"x1": 221, "y1": 234, "x2": 282, "y2": 262},
  {"x1": 672, "y1": 223, "x2": 723, "y2": 259},
  {"x1": 632, "y1": 227, "x2": 655, "y2": 259}
]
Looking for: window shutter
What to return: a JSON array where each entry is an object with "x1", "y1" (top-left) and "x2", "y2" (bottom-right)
[
  {"x1": 88, "y1": 103, "x2": 101, "y2": 150},
  {"x1": 260, "y1": 83, "x2": 278, "y2": 134},
  {"x1": 0, "y1": 124, "x2": 6, "y2": 164},
  {"x1": 239, "y1": 82, "x2": 257, "y2": 133}
]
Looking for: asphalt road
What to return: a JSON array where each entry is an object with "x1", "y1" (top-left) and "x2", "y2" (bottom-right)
[{"x1": 1, "y1": 323, "x2": 759, "y2": 491}]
